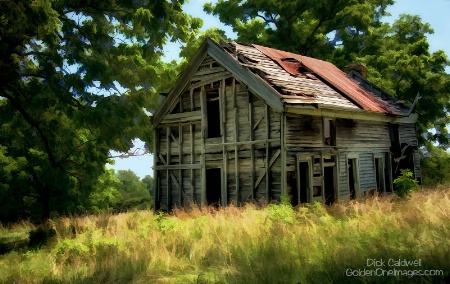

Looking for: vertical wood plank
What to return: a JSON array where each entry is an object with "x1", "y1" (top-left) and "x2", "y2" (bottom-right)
[
  {"x1": 190, "y1": 124, "x2": 195, "y2": 203},
  {"x1": 265, "y1": 104, "x2": 270, "y2": 201},
  {"x1": 249, "y1": 93, "x2": 255, "y2": 199},
  {"x1": 166, "y1": 127, "x2": 171, "y2": 210},
  {"x1": 153, "y1": 128, "x2": 159, "y2": 210},
  {"x1": 233, "y1": 78, "x2": 240, "y2": 204},
  {"x1": 220, "y1": 79, "x2": 228, "y2": 206},
  {"x1": 200, "y1": 86, "x2": 207, "y2": 205},
  {"x1": 280, "y1": 114, "x2": 286, "y2": 197}
]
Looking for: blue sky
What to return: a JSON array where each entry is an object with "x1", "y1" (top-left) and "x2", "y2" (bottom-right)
[{"x1": 108, "y1": 0, "x2": 450, "y2": 179}]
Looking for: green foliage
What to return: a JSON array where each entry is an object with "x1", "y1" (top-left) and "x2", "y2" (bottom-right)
[
  {"x1": 393, "y1": 169, "x2": 420, "y2": 198},
  {"x1": 421, "y1": 147, "x2": 450, "y2": 186},
  {"x1": 115, "y1": 170, "x2": 152, "y2": 210},
  {"x1": 0, "y1": 0, "x2": 201, "y2": 221}
]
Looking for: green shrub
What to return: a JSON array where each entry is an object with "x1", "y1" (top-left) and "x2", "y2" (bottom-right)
[{"x1": 394, "y1": 169, "x2": 419, "y2": 198}]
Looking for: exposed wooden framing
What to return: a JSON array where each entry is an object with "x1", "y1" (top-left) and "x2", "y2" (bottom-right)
[
  {"x1": 281, "y1": 114, "x2": 287, "y2": 196},
  {"x1": 249, "y1": 93, "x2": 255, "y2": 199},
  {"x1": 220, "y1": 79, "x2": 228, "y2": 206},
  {"x1": 285, "y1": 105, "x2": 400, "y2": 123},
  {"x1": 189, "y1": 72, "x2": 231, "y2": 90},
  {"x1": 179, "y1": 124, "x2": 183, "y2": 205},
  {"x1": 153, "y1": 128, "x2": 159, "y2": 210},
  {"x1": 265, "y1": 104, "x2": 270, "y2": 201},
  {"x1": 160, "y1": 111, "x2": 201, "y2": 124},
  {"x1": 200, "y1": 86, "x2": 207, "y2": 204},
  {"x1": 238, "y1": 115, "x2": 264, "y2": 150},
  {"x1": 254, "y1": 149, "x2": 281, "y2": 189},
  {"x1": 233, "y1": 78, "x2": 240, "y2": 204},
  {"x1": 166, "y1": 127, "x2": 171, "y2": 210},
  {"x1": 207, "y1": 138, "x2": 280, "y2": 147},
  {"x1": 207, "y1": 38, "x2": 284, "y2": 112},
  {"x1": 155, "y1": 164, "x2": 201, "y2": 170},
  {"x1": 190, "y1": 124, "x2": 195, "y2": 202}
]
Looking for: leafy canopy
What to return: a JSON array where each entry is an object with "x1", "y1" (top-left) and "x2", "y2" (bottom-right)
[{"x1": 0, "y1": 0, "x2": 201, "y2": 220}]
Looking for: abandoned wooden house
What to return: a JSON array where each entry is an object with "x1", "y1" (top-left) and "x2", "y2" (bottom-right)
[{"x1": 152, "y1": 38, "x2": 420, "y2": 211}]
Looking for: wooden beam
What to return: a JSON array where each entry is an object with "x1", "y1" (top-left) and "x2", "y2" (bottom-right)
[
  {"x1": 249, "y1": 93, "x2": 255, "y2": 200},
  {"x1": 285, "y1": 106, "x2": 401, "y2": 123},
  {"x1": 254, "y1": 149, "x2": 281, "y2": 190},
  {"x1": 200, "y1": 87, "x2": 207, "y2": 205},
  {"x1": 207, "y1": 138, "x2": 280, "y2": 147},
  {"x1": 207, "y1": 38, "x2": 284, "y2": 112},
  {"x1": 166, "y1": 127, "x2": 171, "y2": 210},
  {"x1": 265, "y1": 104, "x2": 270, "y2": 201},
  {"x1": 220, "y1": 79, "x2": 228, "y2": 206},
  {"x1": 233, "y1": 78, "x2": 240, "y2": 204},
  {"x1": 160, "y1": 111, "x2": 202, "y2": 125},
  {"x1": 155, "y1": 164, "x2": 201, "y2": 170},
  {"x1": 190, "y1": 124, "x2": 195, "y2": 203},
  {"x1": 281, "y1": 114, "x2": 286, "y2": 197},
  {"x1": 153, "y1": 128, "x2": 159, "y2": 210}
]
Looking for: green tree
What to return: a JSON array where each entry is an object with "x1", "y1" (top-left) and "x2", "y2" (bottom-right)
[
  {"x1": 0, "y1": 0, "x2": 201, "y2": 220},
  {"x1": 204, "y1": 0, "x2": 394, "y2": 58},
  {"x1": 115, "y1": 170, "x2": 151, "y2": 210},
  {"x1": 142, "y1": 175, "x2": 155, "y2": 199}
]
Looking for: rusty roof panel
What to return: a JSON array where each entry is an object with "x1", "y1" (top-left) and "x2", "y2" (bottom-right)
[{"x1": 252, "y1": 44, "x2": 405, "y2": 115}]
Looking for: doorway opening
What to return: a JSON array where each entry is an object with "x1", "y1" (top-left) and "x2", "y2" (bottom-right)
[
  {"x1": 324, "y1": 166, "x2": 335, "y2": 205},
  {"x1": 375, "y1": 157, "x2": 385, "y2": 194},
  {"x1": 298, "y1": 162, "x2": 310, "y2": 203},
  {"x1": 287, "y1": 171, "x2": 298, "y2": 206},
  {"x1": 206, "y1": 168, "x2": 221, "y2": 206},
  {"x1": 348, "y1": 159, "x2": 357, "y2": 200}
]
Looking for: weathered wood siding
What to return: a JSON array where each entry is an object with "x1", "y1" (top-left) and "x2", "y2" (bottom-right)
[
  {"x1": 336, "y1": 119, "x2": 390, "y2": 148},
  {"x1": 155, "y1": 55, "x2": 282, "y2": 210},
  {"x1": 338, "y1": 152, "x2": 349, "y2": 199},
  {"x1": 398, "y1": 123, "x2": 418, "y2": 147},
  {"x1": 358, "y1": 153, "x2": 376, "y2": 191}
]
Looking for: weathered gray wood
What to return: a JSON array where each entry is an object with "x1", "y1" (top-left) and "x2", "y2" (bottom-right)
[
  {"x1": 200, "y1": 87, "x2": 207, "y2": 204},
  {"x1": 265, "y1": 104, "x2": 270, "y2": 201},
  {"x1": 166, "y1": 127, "x2": 171, "y2": 210},
  {"x1": 155, "y1": 164, "x2": 201, "y2": 170},
  {"x1": 207, "y1": 38, "x2": 284, "y2": 112},
  {"x1": 281, "y1": 114, "x2": 287, "y2": 196},
  {"x1": 190, "y1": 124, "x2": 195, "y2": 202},
  {"x1": 249, "y1": 94, "x2": 255, "y2": 199},
  {"x1": 160, "y1": 111, "x2": 202, "y2": 125},
  {"x1": 220, "y1": 79, "x2": 228, "y2": 206},
  {"x1": 233, "y1": 78, "x2": 240, "y2": 203}
]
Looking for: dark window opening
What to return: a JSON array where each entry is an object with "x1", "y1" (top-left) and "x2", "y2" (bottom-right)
[
  {"x1": 348, "y1": 159, "x2": 357, "y2": 200},
  {"x1": 206, "y1": 168, "x2": 221, "y2": 207},
  {"x1": 299, "y1": 162, "x2": 309, "y2": 203},
  {"x1": 206, "y1": 92, "x2": 221, "y2": 138},
  {"x1": 324, "y1": 166, "x2": 335, "y2": 205},
  {"x1": 287, "y1": 171, "x2": 298, "y2": 206},
  {"x1": 313, "y1": 186, "x2": 322, "y2": 197},
  {"x1": 324, "y1": 119, "x2": 336, "y2": 146},
  {"x1": 375, "y1": 158, "x2": 384, "y2": 194}
]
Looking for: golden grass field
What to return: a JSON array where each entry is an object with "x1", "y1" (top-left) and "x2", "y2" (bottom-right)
[{"x1": 0, "y1": 187, "x2": 449, "y2": 283}]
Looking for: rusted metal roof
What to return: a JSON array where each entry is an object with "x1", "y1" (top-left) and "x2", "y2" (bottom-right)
[
  {"x1": 253, "y1": 44, "x2": 400, "y2": 113},
  {"x1": 221, "y1": 42, "x2": 409, "y2": 115}
]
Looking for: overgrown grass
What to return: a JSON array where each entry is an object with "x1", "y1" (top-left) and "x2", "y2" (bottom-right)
[{"x1": 1, "y1": 188, "x2": 449, "y2": 283}]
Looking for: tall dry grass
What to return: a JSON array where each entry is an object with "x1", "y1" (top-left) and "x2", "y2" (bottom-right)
[{"x1": 0, "y1": 188, "x2": 449, "y2": 283}]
